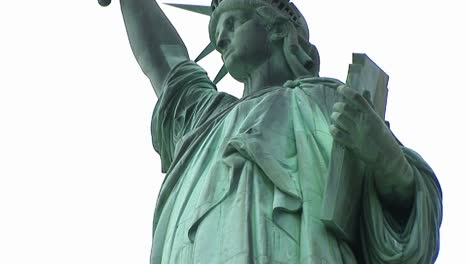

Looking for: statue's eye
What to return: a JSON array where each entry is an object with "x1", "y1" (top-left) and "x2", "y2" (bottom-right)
[{"x1": 225, "y1": 18, "x2": 234, "y2": 31}]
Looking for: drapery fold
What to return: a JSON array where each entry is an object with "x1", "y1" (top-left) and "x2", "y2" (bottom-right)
[
  {"x1": 360, "y1": 148, "x2": 442, "y2": 263},
  {"x1": 149, "y1": 61, "x2": 442, "y2": 264}
]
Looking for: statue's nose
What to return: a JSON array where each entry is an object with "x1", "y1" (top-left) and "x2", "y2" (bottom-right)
[
  {"x1": 216, "y1": 27, "x2": 231, "y2": 52},
  {"x1": 216, "y1": 39, "x2": 231, "y2": 52}
]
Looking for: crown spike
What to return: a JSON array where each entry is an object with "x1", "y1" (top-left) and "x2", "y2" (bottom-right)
[
  {"x1": 195, "y1": 43, "x2": 216, "y2": 62},
  {"x1": 213, "y1": 65, "x2": 228, "y2": 84},
  {"x1": 164, "y1": 3, "x2": 212, "y2": 16}
]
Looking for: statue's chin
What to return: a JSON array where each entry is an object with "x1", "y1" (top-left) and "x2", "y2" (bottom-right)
[
  {"x1": 229, "y1": 71, "x2": 248, "y2": 82},
  {"x1": 224, "y1": 62, "x2": 248, "y2": 82}
]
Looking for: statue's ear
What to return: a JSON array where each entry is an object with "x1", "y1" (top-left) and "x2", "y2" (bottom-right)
[
  {"x1": 255, "y1": 6, "x2": 289, "y2": 41},
  {"x1": 269, "y1": 21, "x2": 289, "y2": 41}
]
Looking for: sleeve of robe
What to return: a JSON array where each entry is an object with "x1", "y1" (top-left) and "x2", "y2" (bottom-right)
[
  {"x1": 359, "y1": 148, "x2": 443, "y2": 263},
  {"x1": 151, "y1": 60, "x2": 237, "y2": 173}
]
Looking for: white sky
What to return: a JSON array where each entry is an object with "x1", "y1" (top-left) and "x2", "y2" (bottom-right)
[{"x1": 0, "y1": 0, "x2": 466, "y2": 263}]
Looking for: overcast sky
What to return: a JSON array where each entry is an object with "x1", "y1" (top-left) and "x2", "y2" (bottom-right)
[{"x1": 0, "y1": 0, "x2": 466, "y2": 263}]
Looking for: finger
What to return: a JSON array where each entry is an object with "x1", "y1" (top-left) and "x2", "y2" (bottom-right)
[
  {"x1": 337, "y1": 85, "x2": 371, "y2": 112},
  {"x1": 362, "y1": 90, "x2": 375, "y2": 108},
  {"x1": 331, "y1": 112, "x2": 358, "y2": 135},
  {"x1": 329, "y1": 125, "x2": 353, "y2": 148},
  {"x1": 333, "y1": 102, "x2": 360, "y2": 120},
  {"x1": 362, "y1": 90, "x2": 371, "y2": 103}
]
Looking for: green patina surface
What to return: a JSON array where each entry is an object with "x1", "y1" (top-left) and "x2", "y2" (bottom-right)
[{"x1": 113, "y1": 0, "x2": 443, "y2": 263}]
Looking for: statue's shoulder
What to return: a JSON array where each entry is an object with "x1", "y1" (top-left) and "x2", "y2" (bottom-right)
[
  {"x1": 281, "y1": 76, "x2": 343, "y2": 110},
  {"x1": 286, "y1": 76, "x2": 344, "y2": 89},
  {"x1": 281, "y1": 76, "x2": 343, "y2": 100},
  {"x1": 242, "y1": 76, "x2": 344, "y2": 111}
]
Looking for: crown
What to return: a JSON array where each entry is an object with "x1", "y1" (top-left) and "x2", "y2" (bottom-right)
[{"x1": 210, "y1": 0, "x2": 302, "y2": 24}]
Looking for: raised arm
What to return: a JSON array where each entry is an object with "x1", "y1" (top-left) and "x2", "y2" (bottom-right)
[{"x1": 120, "y1": 0, "x2": 190, "y2": 97}]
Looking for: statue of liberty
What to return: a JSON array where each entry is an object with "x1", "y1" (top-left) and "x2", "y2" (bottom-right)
[{"x1": 107, "y1": 0, "x2": 443, "y2": 263}]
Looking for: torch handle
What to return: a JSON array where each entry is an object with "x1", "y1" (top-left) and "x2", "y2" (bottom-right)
[{"x1": 98, "y1": 0, "x2": 111, "y2": 7}]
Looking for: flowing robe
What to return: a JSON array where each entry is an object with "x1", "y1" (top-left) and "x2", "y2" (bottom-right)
[{"x1": 149, "y1": 61, "x2": 442, "y2": 264}]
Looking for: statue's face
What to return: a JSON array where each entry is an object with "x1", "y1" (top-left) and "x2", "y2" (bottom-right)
[{"x1": 214, "y1": 9, "x2": 273, "y2": 81}]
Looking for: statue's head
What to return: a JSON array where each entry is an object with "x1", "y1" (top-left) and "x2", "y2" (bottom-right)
[{"x1": 208, "y1": 0, "x2": 320, "y2": 81}]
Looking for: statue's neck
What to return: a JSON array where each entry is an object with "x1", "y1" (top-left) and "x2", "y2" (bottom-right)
[{"x1": 242, "y1": 49, "x2": 296, "y2": 97}]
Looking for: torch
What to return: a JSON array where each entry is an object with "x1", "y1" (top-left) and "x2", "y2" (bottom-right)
[{"x1": 98, "y1": 0, "x2": 111, "y2": 6}]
